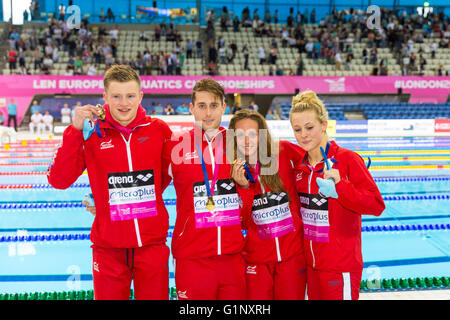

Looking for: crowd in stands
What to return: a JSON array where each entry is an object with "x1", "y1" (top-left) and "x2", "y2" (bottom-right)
[
  {"x1": 204, "y1": 6, "x2": 449, "y2": 76},
  {"x1": 5, "y1": 5, "x2": 450, "y2": 76},
  {"x1": 6, "y1": 16, "x2": 201, "y2": 76}
]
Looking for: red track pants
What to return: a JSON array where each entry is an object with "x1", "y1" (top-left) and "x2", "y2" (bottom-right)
[
  {"x1": 306, "y1": 266, "x2": 362, "y2": 300},
  {"x1": 92, "y1": 244, "x2": 169, "y2": 300},
  {"x1": 245, "y1": 253, "x2": 307, "y2": 300},
  {"x1": 174, "y1": 253, "x2": 246, "y2": 300}
]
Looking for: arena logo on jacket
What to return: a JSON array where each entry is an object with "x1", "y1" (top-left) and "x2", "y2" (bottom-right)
[
  {"x1": 251, "y1": 192, "x2": 295, "y2": 239},
  {"x1": 108, "y1": 169, "x2": 157, "y2": 221},
  {"x1": 298, "y1": 192, "x2": 330, "y2": 242},
  {"x1": 193, "y1": 179, "x2": 240, "y2": 228}
]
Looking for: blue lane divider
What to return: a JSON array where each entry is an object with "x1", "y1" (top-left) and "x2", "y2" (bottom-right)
[
  {"x1": 361, "y1": 223, "x2": 450, "y2": 232},
  {"x1": 1, "y1": 177, "x2": 449, "y2": 189},
  {"x1": 0, "y1": 182, "x2": 175, "y2": 189},
  {"x1": 374, "y1": 177, "x2": 450, "y2": 182},
  {"x1": 0, "y1": 199, "x2": 178, "y2": 210},
  {"x1": 383, "y1": 195, "x2": 450, "y2": 201},
  {"x1": 1, "y1": 223, "x2": 449, "y2": 242}
]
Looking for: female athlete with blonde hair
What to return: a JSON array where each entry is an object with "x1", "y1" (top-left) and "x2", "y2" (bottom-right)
[{"x1": 290, "y1": 90, "x2": 385, "y2": 300}]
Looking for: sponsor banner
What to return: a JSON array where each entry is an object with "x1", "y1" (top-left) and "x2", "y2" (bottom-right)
[
  {"x1": 336, "y1": 120, "x2": 368, "y2": 134},
  {"x1": 0, "y1": 75, "x2": 448, "y2": 124},
  {"x1": 368, "y1": 119, "x2": 435, "y2": 136},
  {"x1": 435, "y1": 119, "x2": 450, "y2": 133}
]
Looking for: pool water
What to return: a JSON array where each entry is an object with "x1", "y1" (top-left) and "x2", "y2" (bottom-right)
[{"x1": 0, "y1": 137, "x2": 449, "y2": 295}]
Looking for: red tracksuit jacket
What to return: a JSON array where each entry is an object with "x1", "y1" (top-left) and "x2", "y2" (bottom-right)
[
  {"x1": 295, "y1": 140, "x2": 385, "y2": 272},
  {"x1": 236, "y1": 141, "x2": 306, "y2": 264},
  {"x1": 168, "y1": 127, "x2": 245, "y2": 260},
  {"x1": 47, "y1": 105, "x2": 173, "y2": 248}
]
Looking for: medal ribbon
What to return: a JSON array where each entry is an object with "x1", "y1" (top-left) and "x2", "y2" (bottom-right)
[
  {"x1": 302, "y1": 141, "x2": 332, "y2": 173},
  {"x1": 195, "y1": 141, "x2": 222, "y2": 199}
]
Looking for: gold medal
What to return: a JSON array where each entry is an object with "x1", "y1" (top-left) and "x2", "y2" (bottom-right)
[
  {"x1": 206, "y1": 196, "x2": 215, "y2": 212},
  {"x1": 96, "y1": 104, "x2": 106, "y2": 120}
]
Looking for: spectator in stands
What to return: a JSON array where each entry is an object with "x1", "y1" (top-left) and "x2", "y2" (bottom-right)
[
  {"x1": 258, "y1": 44, "x2": 266, "y2": 64},
  {"x1": 29, "y1": 110, "x2": 44, "y2": 134},
  {"x1": 231, "y1": 102, "x2": 241, "y2": 114},
  {"x1": 362, "y1": 46, "x2": 368, "y2": 65},
  {"x1": 74, "y1": 56, "x2": 83, "y2": 72},
  {"x1": 18, "y1": 49, "x2": 26, "y2": 69},
  {"x1": 107, "y1": 25, "x2": 119, "y2": 42},
  {"x1": 344, "y1": 53, "x2": 353, "y2": 71},
  {"x1": 176, "y1": 103, "x2": 190, "y2": 115},
  {"x1": 436, "y1": 64, "x2": 444, "y2": 76},
  {"x1": 305, "y1": 39, "x2": 314, "y2": 59},
  {"x1": 43, "y1": 54, "x2": 53, "y2": 70},
  {"x1": 64, "y1": 66, "x2": 73, "y2": 76},
  {"x1": 275, "y1": 65, "x2": 283, "y2": 76},
  {"x1": 0, "y1": 112, "x2": 4, "y2": 126},
  {"x1": 296, "y1": 55, "x2": 304, "y2": 75},
  {"x1": 248, "y1": 100, "x2": 259, "y2": 112},
  {"x1": 31, "y1": 100, "x2": 41, "y2": 114},
  {"x1": 409, "y1": 52, "x2": 417, "y2": 71},
  {"x1": 42, "y1": 111, "x2": 53, "y2": 133},
  {"x1": 233, "y1": 16, "x2": 240, "y2": 32},
  {"x1": 32, "y1": 48, "x2": 43, "y2": 71},
  {"x1": 419, "y1": 54, "x2": 427, "y2": 72},
  {"x1": 226, "y1": 45, "x2": 234, "y2": 64},
  {"x1": 268, "y1": 65, "x2": 274, "y2": 76},
  {"x1": 186, "y1": 39, "x2": 194, "y2": 59},
  {"x1": 219, "y1": 46, "x2": 226, "y2": 64},
  {"x1": 106, "y1": 8, "x2": 115, "y2": 22},
  {"x1": 265, "y1": 108, "x2": 280, "y2": 120},
  {"x1": 369, "y1": 46, "x2": 377, "y2": 65},
  {"x1": 334, "y1": 50, "x2": 342, "y2": 70},
  {"x1": 87, "y1": 64, "x2": 97, "y2": 76},
  {"x1": 8, "y1": 48, "x2": 17, "y2": 72},
  {"x1": 164, "y1": 104, "x2": 175, "y2": 115},
  {"x1": 61, "y1": 103, "x2": 71, "y2": 124},
  {"x1": 52, "y1": 45, "x2": 59, "y2": 63},
  {"x1": 430, "y1": 42, "x2": 437, "y2": 59},
  {"x1": 195, "y1": 38, "x2": 203, "y2": 58},
  {"x1": 269, "y1": 45, "x2": 277, "y2": 65},
  {"x1": 242, "y1": 44, "x2": 250, "y2": 71},
  {"x1": 273, "y1": 9, "x2": 279, "y2": 24},
  {"x1": 153, "y1": 103, "x2": 164, "y2": 115},
  {"x1": 153, "y1": 24, "x2": 161, "y2": 41},
  {"x1": 7, "y1": 99, "x2": 17, "y2": 131},
  {"x1": 99, "y1": 8, "x2": 106, "y2": 22}
]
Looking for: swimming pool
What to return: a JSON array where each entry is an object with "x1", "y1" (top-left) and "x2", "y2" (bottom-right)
[{"x1": 0, "y1": 137, "x2": 449, "y2": 297}]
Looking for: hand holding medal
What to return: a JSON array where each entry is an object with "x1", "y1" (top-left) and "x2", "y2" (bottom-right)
[
  {"x1": 231, "y1": 159, "x2": 254, "y2": 188},
  {"x1": 81, "y1": 104, "x2": 106, "y2": 140},
  {"x1": 316, "y1": 145, "x2": 339, "y2": 199}
]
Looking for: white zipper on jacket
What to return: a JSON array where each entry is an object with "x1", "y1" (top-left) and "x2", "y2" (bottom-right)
[
  {"x1": 275, "y1": 237, "x2": 282, "y2": 262},
  {"x1": 121, "y1": 132, "x2": 143, "y2": 247},
  {"x1": 308, "y1": 170, "x2": 315, "y2": 268}
]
